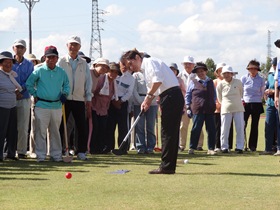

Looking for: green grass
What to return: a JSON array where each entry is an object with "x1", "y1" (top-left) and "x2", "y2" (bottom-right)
[{"x1": 1, "y1": 117, "x2": 280, "y2": 210}]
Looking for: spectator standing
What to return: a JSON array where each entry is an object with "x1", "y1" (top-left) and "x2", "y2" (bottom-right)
[
  {"x1": 260, "y1": 57, "x2": 278, "y2": 155},
  {"x1": 106, "y1": 58, "x2": 135, "y2": 153},
  {"x1": 274, "y1": 39, "x2": 280, "y2": 156},
  {"x1": 177, "y1": 56, "x2": 204, "y2": 152},
  {"x1": 12, "y1": 39, "x2": 34, "y2": 159},
  {"x1": 216, "y1": 65, "x2": 244, "y2": 154},
  {"x1": 123, "y1": 49, "x2": 184, "y2": 174},
  {"x1": 186, "y1": 62, "x2": 216, "y2": 155},
  {"x1": 213, "y1": 63, "x2": 233, "y2": 152},
  {"x1": 241, "y1": 59, "x2": 265, "y2": 152},
  {"x1": 0, "y1": 51, "x2": 21, "y2": 161},
  {"x1": 91, "y1": 62, "x2": 119, "y2": 154},
  {"x1": 132, "y1": 71, "x2": 158, "y2": 154},
  {"x1": 26, "y1": 46, "x2": 70, "y2": 162},
  {"x1": 57, "y1": 35, "x2": 92, "y2": 161}
]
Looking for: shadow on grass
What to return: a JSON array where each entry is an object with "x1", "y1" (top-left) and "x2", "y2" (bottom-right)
[{"x1": 178, "y1": 171, "x2": 280, "y2": 177}]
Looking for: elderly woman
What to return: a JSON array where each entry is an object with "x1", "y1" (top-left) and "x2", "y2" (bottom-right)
[
  {"x1": 0, "y1": 51, "x2": 22, "y2": 161},
  {"x1": 186, "y1": 62, "x2": 216, "y2": 155},
  {"x1": 216, "y1": 66, "x2": 245, "y2": 153},
  {"x1": 241, "y1": 59, "x2": 265, "y2": 152}
]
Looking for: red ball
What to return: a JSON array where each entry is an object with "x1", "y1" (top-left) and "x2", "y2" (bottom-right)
[{"x1": 65, "y1": 172, "x2": 72, "y2": 179}]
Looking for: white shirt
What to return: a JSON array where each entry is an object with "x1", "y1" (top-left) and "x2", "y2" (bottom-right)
[
  {"x1": 178, "y1": 71, "x2": 196, "y2": 91},
  {"x1": 140, "y1": 57, "x2": 179, "y2": 95},
  {"x1": 115, "y1": 71, "x2": 135, "y2": 102}
]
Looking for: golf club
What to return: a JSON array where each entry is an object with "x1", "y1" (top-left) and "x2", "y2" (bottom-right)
[
  {"x1": 112, "y1": 109, "x2": 144, "y2": 155},
  {"x1": 154, "y1": 110, "x2": 162, "y2": 152},
  {"x1": 62, "y1": 104, "x2": 73, "y2": 163}
]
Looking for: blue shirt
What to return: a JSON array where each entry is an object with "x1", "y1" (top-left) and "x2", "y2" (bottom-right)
[
  {"x1": 26, "y1": 63, "x2": 70, "y2": 109},
  {"x1": 266, "y1": 72, "x2": 275, "y2": 106},
  {"x1": 12, "y1": 57, "x2": 34, "y2": 99},
  {"x1": 241, "y1": 73, "x2": 265, "y2": 103}
]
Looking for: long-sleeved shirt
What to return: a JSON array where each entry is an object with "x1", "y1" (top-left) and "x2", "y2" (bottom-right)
[
  {"x1": 0, "y1": 70, "x2": 17, "y2": 109},
  {"x1": 132, "y1": 72, "x2": 157, "y2": 106},
  {"x1": 241, "y1": 73, "x2": 265, "y2": 103},
  {"x1": 266, "y1": 72, "x2": 275, "y2": 107},
  {"x1": 115, "y1": 71, "x2": 135, "y2": 102},
  {"x1": 26, "y1": 63, "x2": 70, "y2": 109},
  {"x1": 12, "y1": 57, "x2": 34, "y2": 99},
  {"x1": 216, "y1": 78, "x2": 244, "y2": 114}
]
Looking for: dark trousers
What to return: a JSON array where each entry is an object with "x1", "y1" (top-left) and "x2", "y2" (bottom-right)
[
  {"x1": 214, "y1": 113, "x2": 233, "y2": 149},
  {"x1": 244, "y1": 103, "x2": 264, "y2": 151},
  {"x1": 0, "y1": 107, "x2": 17, "y2": 159},
  {"x1": 106, "y1": 101, "x2": 129, "y2": 151},
  {"x1": 90, "y1": 110, "x2": 108, "y2": 154},
  {"x1": 62, "y1": 100, "x2": 87, "y2": 153},
  {"x1": 160, "y1": 87, "x2": 184, "y2": 171}
]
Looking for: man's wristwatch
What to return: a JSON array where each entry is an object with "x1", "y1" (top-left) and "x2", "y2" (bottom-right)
[{"x1": 147, "y1": 93, "x2": 154, "y2": 99}]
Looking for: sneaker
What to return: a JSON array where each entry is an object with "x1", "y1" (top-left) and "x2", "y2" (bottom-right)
[
  {"x1": 259, "y1": 151, "x2": 273, "y2": 155},
  {"x1": 197, "y1": 147, "x2": 203, "y2": 151},
  {"x1": 77, "y1": 153, "x2": 88, "y2": 161},
  {"x1": 207, "y1": 150, "x2": 217, "y2": 155},
  {"x1": 188, "y1": 149, "x2": 195, "y2": 154},
  {"x1": 214, "y1": 148, "x2": 221, "y2": 152},
  {"x1": 178, "y1": 147, "x2": 185, "y2": 152},
  {"x1": 18, "y1": 154, "x2": 27, "y2": 159},
  {"x1": 273, "y1": 150, "x2": 280, "y2": 156},
  {"x1": 29, "y1": 153, "x2": 37, "y2": 159},
  {"x1": 221, "y1": 149, "x2": 229, "y2": 153},
  {"x1": 69, "y1": 150, "x2": 75, "y2": 156},
  {"x1": 50, "y1": 157, "x2": 63, "y2": 162},
  {"x1": 235, "y1": 149, "x2": 243, "y2": 154},
  {"x1": 137, "y1": 149, "x2": 145, "y2": 154}
]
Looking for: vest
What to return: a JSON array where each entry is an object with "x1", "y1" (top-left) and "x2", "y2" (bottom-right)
[{"x1": 191, "y1": 79, "x2": 216, "y2": 114}]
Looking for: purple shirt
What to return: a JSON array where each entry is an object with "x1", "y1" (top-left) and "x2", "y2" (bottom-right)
[{"x1": 241, "y1": 73, "x2": 265, "y2": 103}]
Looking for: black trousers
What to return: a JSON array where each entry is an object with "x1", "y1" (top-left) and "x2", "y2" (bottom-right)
[
  {"x1": 0, "y1": 107, "x2": 17, "y2": 159},
  {"x1": 106, "y1": 101, "x2": 129, "y2": 151},
  {"x1": 244, "y1": 102, "x2": 264, "y2": 151},
  {"x1": 159, "y1": 87, "x2": 184, "y2": 171},
  {"x1": 62, "y1": 100, "x2": 87, "y2": 153}
]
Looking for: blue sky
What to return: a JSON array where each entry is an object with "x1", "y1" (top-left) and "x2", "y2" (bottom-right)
[{"x1": 1, "y1": 0, "x2": 280, "y2": 77}]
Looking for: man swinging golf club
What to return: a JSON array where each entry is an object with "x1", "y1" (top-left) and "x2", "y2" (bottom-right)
[{"x1": 121, "y1": 49, "x2": 184, "y2": 174}]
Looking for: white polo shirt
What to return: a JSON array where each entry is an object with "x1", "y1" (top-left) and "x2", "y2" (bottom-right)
[{"x1": 140, "y1": 57, "x2": 179, "y2": 95}]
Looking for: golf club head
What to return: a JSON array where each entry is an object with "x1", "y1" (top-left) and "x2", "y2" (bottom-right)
[
  {"x1": 63, "y1": 156, "x2": 73, "y2": 163},
  {"x1": 112, "y1": 149, "x2": 128, "y2": 156}
]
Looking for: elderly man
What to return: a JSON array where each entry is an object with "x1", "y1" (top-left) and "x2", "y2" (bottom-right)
[
  {"x1": 12, "y1": 39, "x2": 34, "y2": 159},
  {"x1": 57, "y1": 36, "x2": 92, "y2": 161},
  {"x1": 177, "y1": 56, "x2": 204, "y2": 152},
  {"x1": 26, "y1": 46, "x2": 70, "y2": 162}
]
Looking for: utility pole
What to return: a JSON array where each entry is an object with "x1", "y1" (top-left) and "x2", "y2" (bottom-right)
[
  {"x1": 89, "y1": 0, "x2": 105, "y2": 62},
  {"x1": 19, "y1": 0, "x2": 40, "y2": 53}
]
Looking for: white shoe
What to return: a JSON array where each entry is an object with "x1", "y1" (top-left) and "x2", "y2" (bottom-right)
[
  {"x1": 29, "y1": 153, "x2": 37, "y2": 159},
  {"x1": 214, "y1": 148, "x2": 221, "y2": 152},
  {"x1": 274, "y1": 150, "x2": 280, "y2": 156},
  {"x1": 207, "y1": 150, "x2": 217, "y2": 155}
]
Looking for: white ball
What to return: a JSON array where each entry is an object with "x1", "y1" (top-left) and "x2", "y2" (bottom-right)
[{"x1": 183, "y1": 159, "x2": 189, "y2": 164}]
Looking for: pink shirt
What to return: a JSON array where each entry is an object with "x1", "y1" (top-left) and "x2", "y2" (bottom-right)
[{"x1": 92, "y1": 75, "x2": 115, "y2": 116}]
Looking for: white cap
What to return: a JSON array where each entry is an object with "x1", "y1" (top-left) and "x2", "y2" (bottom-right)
[
  {"x1": 221, "y1": 65, "x2": 234, "y2": 74},
  {"x1": 181, "y1": 56, "x2": 195, "y2": 64},
  {"x1": 215, "y1": 62, "x2": 226, "y2": 72},
  {"x1": 67, "y1": 35, "x2": 81, "y2": 45},
  {"x1": 93, "y1": 57, "x2": 109, "y2": 67}
]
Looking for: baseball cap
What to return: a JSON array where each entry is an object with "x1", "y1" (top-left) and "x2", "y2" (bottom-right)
[
  {"x1": 182, "y1": 56, "x2": 195, "y2": 64},
  {"x1": 67, "y1": 35, "x2": 81, "y2": 45},
  {"x1": 221, "y1": 65, "x2": 234, "y2": 74},
  {"x1": 78, "y1": 51, "x2": 91, "y2": 63},
  {"x1": 44, "y1": 46, "x2": 59, "y2": 57},
  {"x1": 13, "y1": 39, "x2": 26, "y2": 48}
]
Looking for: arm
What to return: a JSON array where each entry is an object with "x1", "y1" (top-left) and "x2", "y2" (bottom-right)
[
  {"x1": 141, "y1": 82, "x2": 161, "y2": 112},
  {"x1": 84, "y1": 65, "x2": 92, "y2": 118},
  {"x1": 26, "y1": 70, "x2": 38, "y2": 97}
]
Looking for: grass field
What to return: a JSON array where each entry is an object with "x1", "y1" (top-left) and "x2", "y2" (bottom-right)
[{"x1": 1, "y1": 117, "x2": 280, "y2": 210}]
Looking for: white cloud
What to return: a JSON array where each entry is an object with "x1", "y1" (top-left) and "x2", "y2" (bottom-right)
[
  {"x1": 165, "y1": 1, "x2": 197, "y2": 15},
  {"x1": 0, "y1": 7, "x2": 24, "y2": 31},
  {"x1": 104, "y1": 4, "x2": 124, "y2": 16}
]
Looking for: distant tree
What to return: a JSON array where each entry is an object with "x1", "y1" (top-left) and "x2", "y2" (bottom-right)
[
  {"x1": 205, "y1": 58, "x2": 216, "y2": 80},
  {"x1": 260, "y1": 57, "x2": 272, "y2": 79}
]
